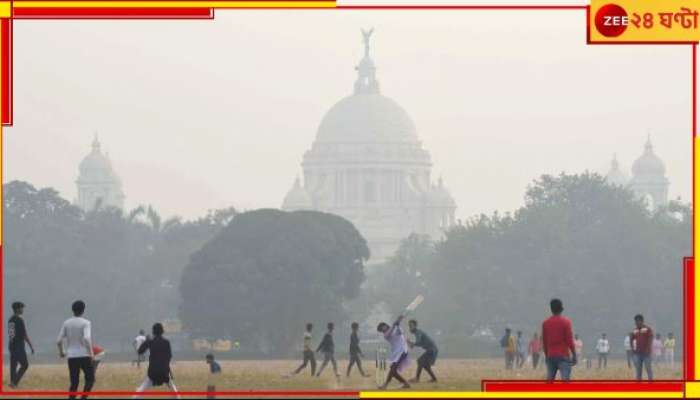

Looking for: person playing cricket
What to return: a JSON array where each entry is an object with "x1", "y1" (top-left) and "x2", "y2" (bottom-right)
[
  {"x1": 407, "y1": 319, "x2": 438, "y2": 383},
  {"x1": 346, "y1": 322, "x2": 369, "y2": 377},
  {"x1": 133, "y1": 323, "x2": 179, "y2": 399},
  {"x1": 376, "y1": 315, "x2": 411, "y2": 390}
]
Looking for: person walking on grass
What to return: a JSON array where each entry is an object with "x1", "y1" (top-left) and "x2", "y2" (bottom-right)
[
  {"x1": 133, "y1": 322, "x2": 179, "y2": 399},
  {"x1": 346, "y1": 322, "x2": 369, "y2": 378},
  {"x1": 132, "y1": 330, "x2": 147, "y2": 368},
  {"x1": 528, "y1": 332, "x2": 542, "y2": 369},
  {"x1": 205, "y1": 353, "x2": 221, "y2": 399},
  {"x1": 291, "y1": 323, "x2": 316, "y2": 377},
  {"x1": 630, "y1": 314, "x2": 654, "y2": 381},
  {"x1": 664, "y1": 333, "x2": 676, "y2": 368},
  {"x1": 8, "y1": 301, "x2": 34, "y2": 389},
  {"x1": 292, "y1": 322, "x2": 316, "y2": 376},
  {"x1": 376, "y1": 315, "x2": 411, "y2": 390},
  {"x1": 57, "y1": 300, "x2": 95, "y2": 400},
  {"x1": 316, "y1": 322, "x2": 340, "y2": 378},
  {"x1": 596, "y1": 333, "x2": 610, "y2": 369},
  {"x1": 407, "y1": 319, "x2": 438, "y2": 383},
  {"x1": 542, "y1": 298, "x2": 576, "y2": 381},
  {"x1": 515, "y1": 331, "x2": 526, "y2": 369},
  {"x1": 624, "y1": 334, "x2": 633, "y2": 369},
  {"x1": 573, "y1": 334, "x2": 583, "y2": 367},
  {"x1": 500, "y1": 328, "x2": 516, "y2": 370},
  {"x1": 652, "y1": 333, "x2": 664, "y2": 366}
]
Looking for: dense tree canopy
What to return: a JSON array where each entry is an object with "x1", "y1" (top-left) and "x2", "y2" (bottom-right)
[
  {"x1": 178, "y1": 209, "x2": 369, "y2": 354},
  {"x1": 3, "y1": 180, "x2": 234, "y2": 350},
  {"x1": 3, "y1": 172, "x2": 690, "y2": 358},
  {"x1": 369, "y1": 173, "x2": 689, "y2": 353}
]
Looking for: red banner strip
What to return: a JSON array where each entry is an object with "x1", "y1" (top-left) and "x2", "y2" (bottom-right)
[
  {"x1": 483, "y1": 381, "x2": 684, "y2": 392},
  {"x1": 5, "y1": 390, "x2": 359, "y2": 396},
  {"x1": 685, "y1": 257, "x2": 695, "y2": 381},
  {"x1": 13, "y1": 7, "x2": 213, "y2": 19},
  {"x1": 1, "y1": 18, "x2": 11, "y2": 125}
]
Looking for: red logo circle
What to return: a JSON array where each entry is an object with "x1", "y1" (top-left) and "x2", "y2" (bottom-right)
[{"x1": 595, "y1": 3, "x2": 629, "y2": 37}]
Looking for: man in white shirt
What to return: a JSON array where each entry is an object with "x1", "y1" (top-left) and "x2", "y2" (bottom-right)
[
  {"x1": 376, "y1": 315, "x2": 411, "y2": 390},
  {"x1": 595, "y1": 333, "x2": 610, "y2": 369},
  {"x1": 132, "y1": 330, "x2": 147, "y2": 368},
  {"x1": 56, "y1": 300, "x2": 94, "y2": 400}
]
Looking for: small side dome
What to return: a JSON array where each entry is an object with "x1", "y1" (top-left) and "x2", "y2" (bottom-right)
[
  {"x1": 605, "y1": 154, "x2": 629, "y2": 187},
  {"x1": 632, "y1": 137, "x2": 666, "y2": 177},
  {"x1": 282, "y1": 177, "x2": 312, "y2": 211}
]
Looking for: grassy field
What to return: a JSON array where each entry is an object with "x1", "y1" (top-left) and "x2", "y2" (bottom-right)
[{"x1": 2, "y1": 358, "x2": 683, "y2": 397}]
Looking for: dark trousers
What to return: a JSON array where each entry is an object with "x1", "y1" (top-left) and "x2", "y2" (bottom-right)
[
  {"x1": 416, "y1": 349, "x2": 438, "y2": 381},
  {"x1": 68, "y1": 357, "x2": 95, "y2": 399},
  {"x1": 597, "y1": 353, "x2": 608, "y2": 369},
  {"x1": 505, "y1": 351, "x2": 515, "y2": 369},
  {"x1": 9, "y1": 348, "x2": 29, "y2": 386},
  {"x1": 532, "y1": 352, "x2": 540, "y2": 369},
  {"x1": 346, "y1": 353, "x2": 366, "y2": 376},
  {"x1": 293, "y1": 350, "x2": 316, "y2": 376},
  {"x1": 316, "y1": 352, "x2": 338, "y2": 376}
]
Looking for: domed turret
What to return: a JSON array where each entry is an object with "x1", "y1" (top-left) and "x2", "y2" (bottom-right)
[
  {"x1": 282, "y1": 177, "x2": 313, "y2": 211},
  {"x1": 632, "y1": 137, "x2": 666, "y2": 176},
  {"x1": 605, "y1": 154, "x2": 629, "y2": 187},
  {"x1": 78, "y1": 136, "x2": 117, "y2": 183},
  {"x1": 75, "y1": 134, "x2": 125, "y2": 211},
  {"x1": 629, "y1": 136, "x2": 669, "y2": 209}
]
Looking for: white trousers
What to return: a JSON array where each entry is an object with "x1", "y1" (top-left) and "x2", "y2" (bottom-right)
[
  {"x1": 133, "y1": 377, "x2": 180, "y2": 399},
  {"x1": 665, "y1": 349, "x2": 675, "y2": 367}
]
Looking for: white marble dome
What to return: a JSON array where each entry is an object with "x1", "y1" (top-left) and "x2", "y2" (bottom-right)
[
  {"x1": 315, "y1": 94, "x2": 419, "y2": 145},
  {"x1": 78, "y1": 137, "x2": 119, "y2": 184},
  {"x1": 632, "y1": 138, "x2": 666, "y2": 176}
]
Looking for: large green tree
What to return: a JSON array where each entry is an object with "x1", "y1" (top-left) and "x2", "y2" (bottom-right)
[
  {"x1": 178, "y1": 209, "x2": 369, "y2": 354},
  {"x1": 373, "y1": 173, "x2": 689, "y2": 352}
]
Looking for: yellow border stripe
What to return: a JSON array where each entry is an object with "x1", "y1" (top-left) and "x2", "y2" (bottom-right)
[
  {"x1": 13, "y1": 1, "x2": 335, "y2": 8},
  {"x1": 360, "y1": 392, "x2": 683, "y2": 399},
  {"x1": 0, "y1": 2, "x2": 10, "y2": 17}
]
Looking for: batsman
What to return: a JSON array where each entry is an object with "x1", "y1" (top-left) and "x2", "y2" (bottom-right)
[{"x1": 375, "y1": 295, "x2": 424, "y2": 389}]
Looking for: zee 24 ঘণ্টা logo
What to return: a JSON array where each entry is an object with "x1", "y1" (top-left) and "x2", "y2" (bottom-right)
[{"x1": 594, "y1": 2, "x2": 698, "y2": 38}]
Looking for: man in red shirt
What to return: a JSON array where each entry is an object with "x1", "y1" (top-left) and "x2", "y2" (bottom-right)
[
  {"x1": 541, "y1": 298, "x2": 576, "y2": 381},
  {"x1": 630, "y1": 314, "x2": 654, "y2": 381}
]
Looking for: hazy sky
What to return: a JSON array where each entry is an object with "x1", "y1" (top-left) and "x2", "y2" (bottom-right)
[{"x1": 4, "y1": 10, "x2": 695, "y2": 221}]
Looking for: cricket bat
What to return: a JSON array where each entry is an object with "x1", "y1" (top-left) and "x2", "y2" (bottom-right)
[{"x1": 401, "y1": 294, "x2": 424, "y2": 317}]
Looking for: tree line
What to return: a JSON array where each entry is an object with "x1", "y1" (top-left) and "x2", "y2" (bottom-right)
[{"x1": 3, "y1": 172, "x2": 690, "y2": 356}]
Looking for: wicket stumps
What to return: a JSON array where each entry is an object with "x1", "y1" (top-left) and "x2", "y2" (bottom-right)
[{"x1": 375, "y1": 347, "x2": 387, "y2": 386}]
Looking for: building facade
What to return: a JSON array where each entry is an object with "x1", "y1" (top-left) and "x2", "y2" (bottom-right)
[
  {"x1": 282, "y1": 30, "x2": 456, "y2": 262},
  {"x1": 75, "y1": 135, "x2": 125, "y2": 212}
]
